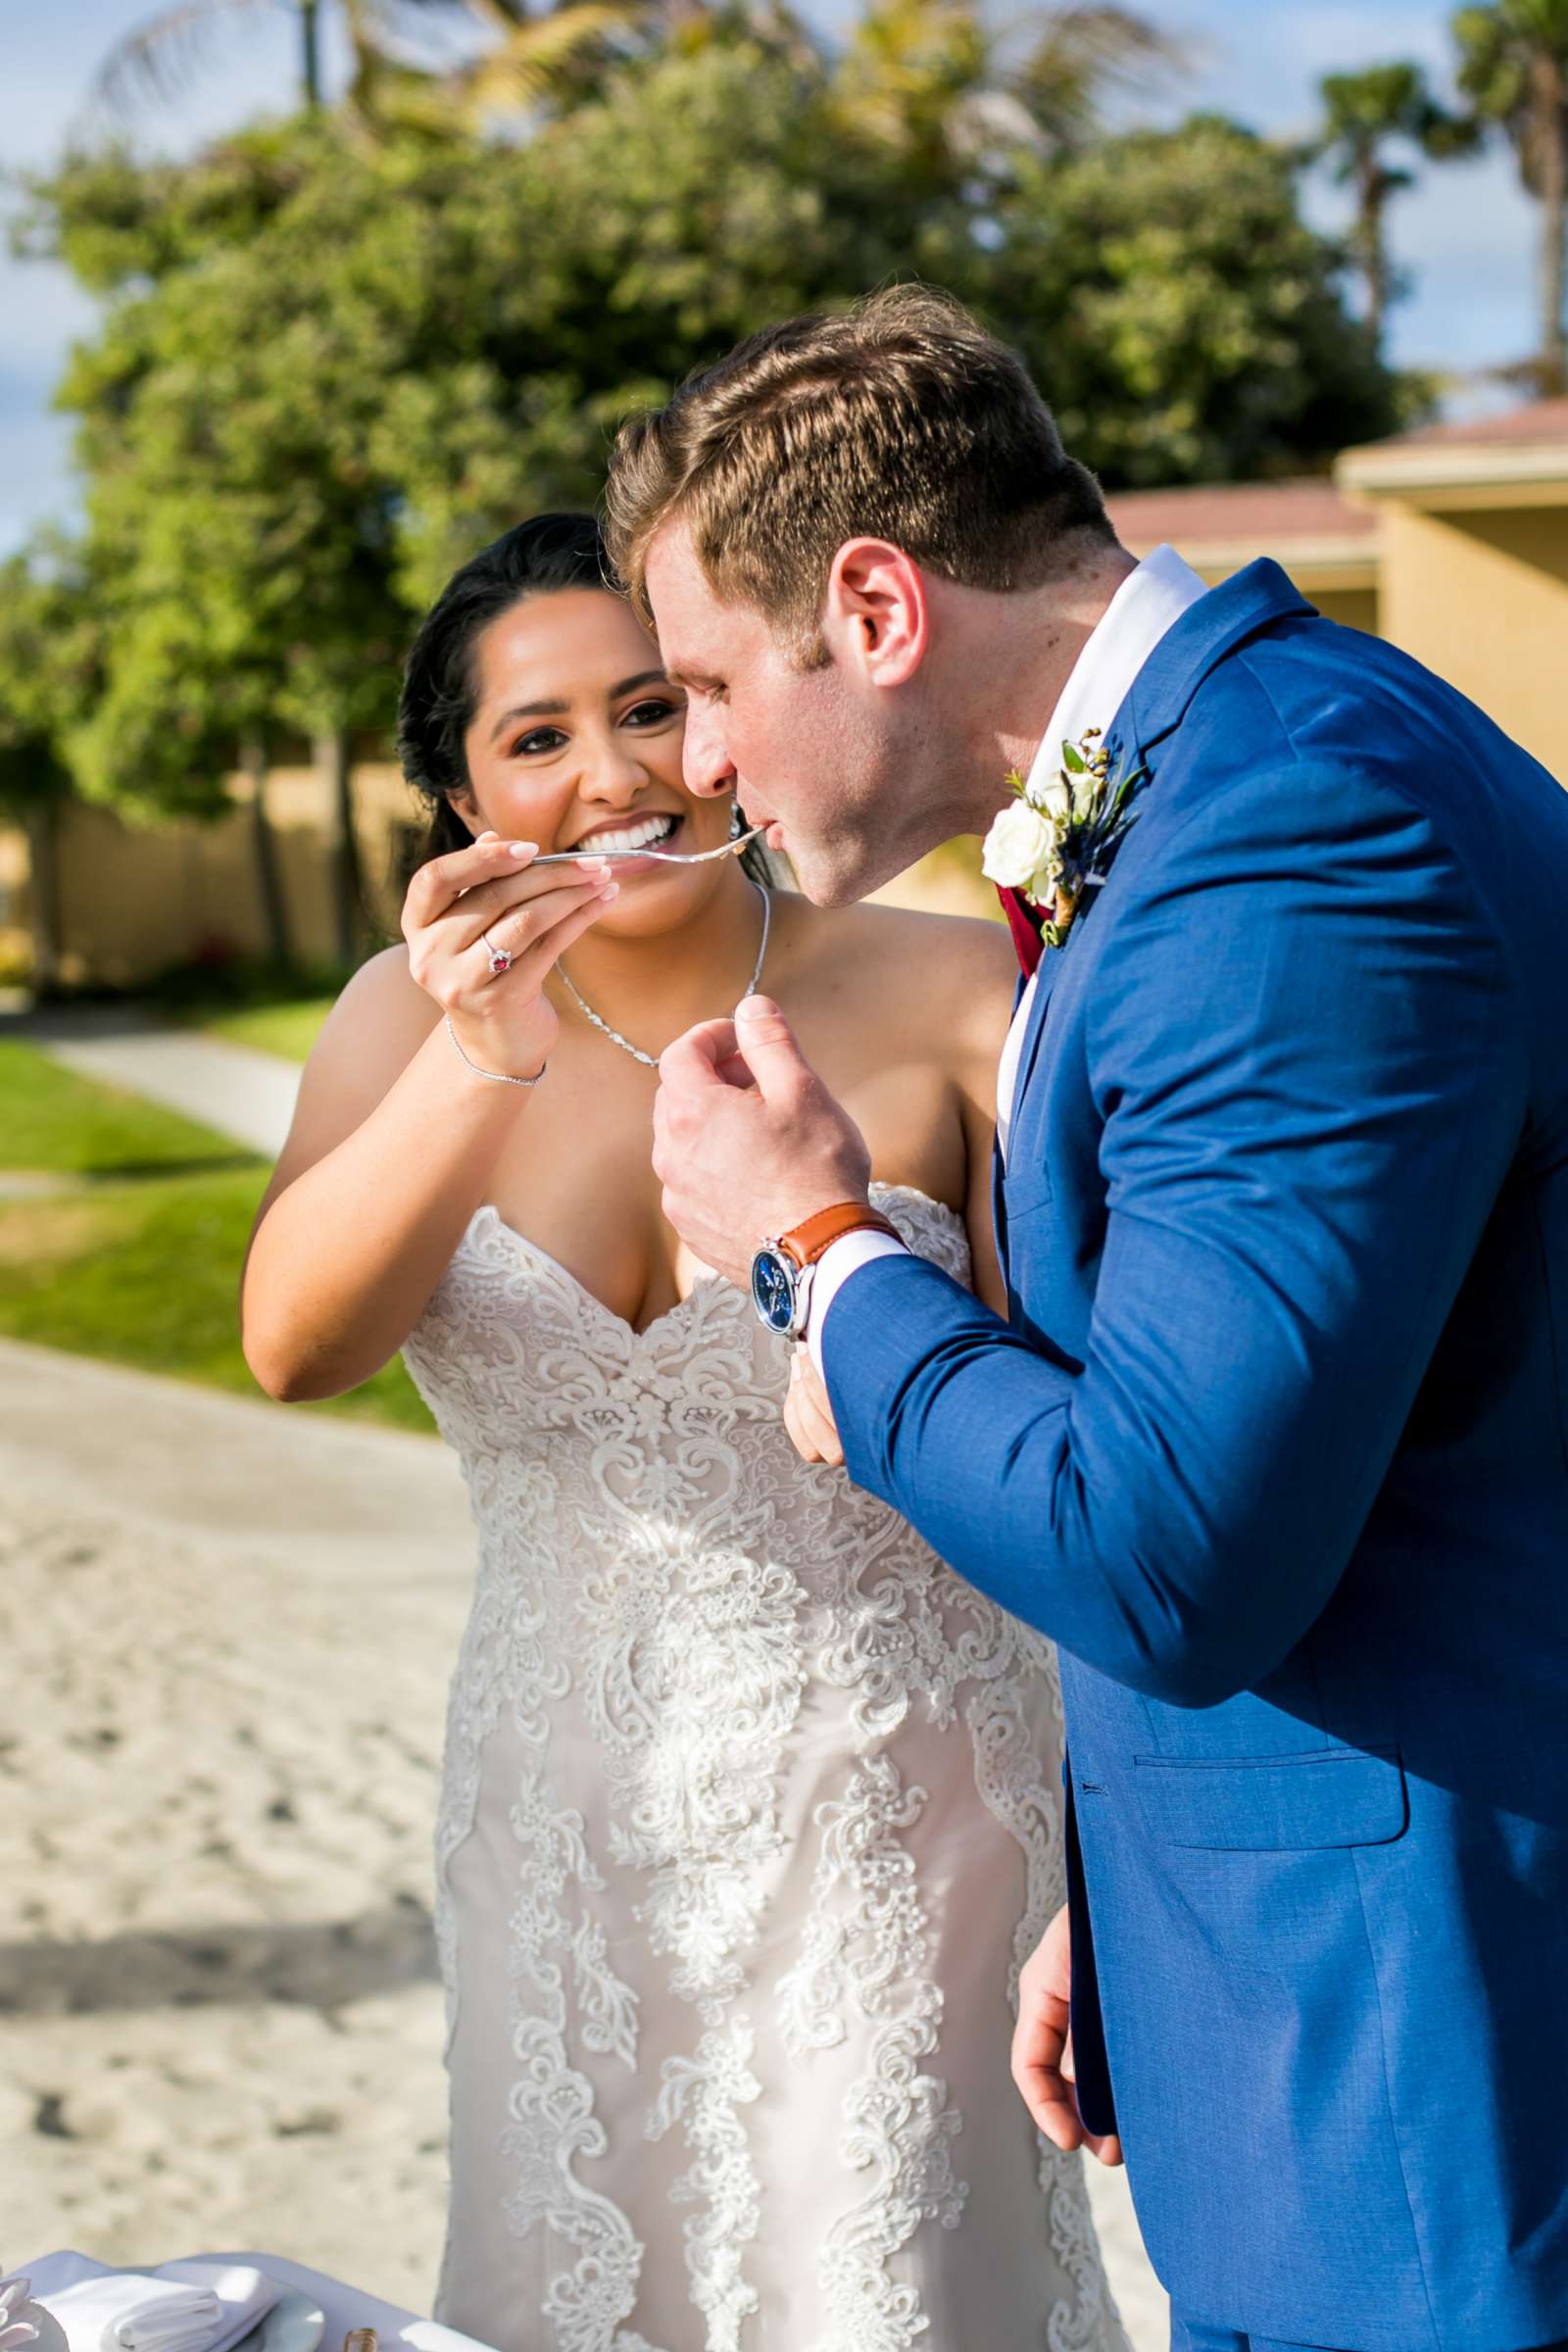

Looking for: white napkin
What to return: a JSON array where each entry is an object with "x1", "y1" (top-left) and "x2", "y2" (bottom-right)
[{"x1": 39, "y1": 2268, "x2": 276, "y2": 2352}]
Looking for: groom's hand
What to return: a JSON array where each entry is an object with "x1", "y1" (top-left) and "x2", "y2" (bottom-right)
[
  {"x1": 1012, "y1": 1904, "x2": 1124, "y2": 2168},
  {"x1": 653, "y1": 995, "x2": 872, "y2": 1293}
]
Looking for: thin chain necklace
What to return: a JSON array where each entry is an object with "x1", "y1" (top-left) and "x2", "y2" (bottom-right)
[{"x1": 557, "y1": 875, "x2": 771, "y2": 1069}]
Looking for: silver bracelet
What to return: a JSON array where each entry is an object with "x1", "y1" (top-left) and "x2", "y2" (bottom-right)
[{"x1": 444, "y1": 1014, "x2": 547, "y2": 1089}]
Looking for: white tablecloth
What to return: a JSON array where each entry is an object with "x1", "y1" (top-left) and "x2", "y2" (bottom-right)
[{"x1": 13, "y1": 2255, "x2": 496, "y2": 2352}]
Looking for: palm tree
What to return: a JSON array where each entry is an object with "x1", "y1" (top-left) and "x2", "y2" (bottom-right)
[
  {"x1": 832, "y1": 0, "x2": 1180, "y2": 183},
  {"x1": 1452, "y1": 0, "x2": 1568, "y2": 391},
  {"x1": 95, "y1": 0, "x2": 444, "y2": 116},
  {"x1": 93, "y1": 0, "x2": 634, "y2": 125},
  {"x1": 1307, "y1": 64, "x2": 1477, "y2": 353}
]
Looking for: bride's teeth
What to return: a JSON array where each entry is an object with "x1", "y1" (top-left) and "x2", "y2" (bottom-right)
[{"x1": 581, "y1": 814, "x2": 676, "y2": 854}]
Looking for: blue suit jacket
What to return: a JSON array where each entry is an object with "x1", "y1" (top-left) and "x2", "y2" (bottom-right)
[{"x1": 824, "y1": 563, "x2": 1568, "y2": 2350}]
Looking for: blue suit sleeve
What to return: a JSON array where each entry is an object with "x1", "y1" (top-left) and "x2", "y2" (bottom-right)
[{"x1": 823, "y1": 760, "x2": 1524, "y2": 1706}]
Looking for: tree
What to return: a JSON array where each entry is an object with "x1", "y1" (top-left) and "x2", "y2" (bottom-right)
[
  {"x1": 0, "y1": 537, "x2": 102, "y2": 995},
  {"x1": 977, "y1": 114, "x2": 1408, "y2": 486},
  {"x1": 830, "y1": 0, "x2": 1181, "y2": 188},
  {"x1": 96, "y1": 0, "x2": 476, "y2": 117},
  {"x1": 91, "y1": 0, "x2": 701, "y2": 134},
  {"x1": 21, "y1": 51, "x2": 1405, "y2": 985},
  {"x1": 1306, "y1": 63, "x2": 1477, "y2": 351},
  {"x1": 1453, "y1": 0, "x2": 1568, "y2": 390}
]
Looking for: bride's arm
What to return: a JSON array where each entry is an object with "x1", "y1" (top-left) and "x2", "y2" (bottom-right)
[{"x1": 241, "y1": 834, "x2": 612, "y2": 1402}]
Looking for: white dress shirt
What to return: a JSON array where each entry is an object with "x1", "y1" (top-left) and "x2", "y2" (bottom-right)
[{"x1": 806, "y1": 544, "x2": 1209, "y2": 1378}]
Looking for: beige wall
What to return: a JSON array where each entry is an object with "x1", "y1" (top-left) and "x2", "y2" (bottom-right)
[
  {"x1": 2, "y1": 760, "x2": 421, "y2": 988},
  {"x1": 1374, "y1": 501, "x2": 1568, "y2": 781}
]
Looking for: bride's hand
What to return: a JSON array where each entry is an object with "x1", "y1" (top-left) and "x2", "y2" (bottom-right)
[
  {"x1": 784, "y1": 1348, "x2": 844, "y2": 1467},
  {"x1": 402, "y1": 830, "x2": 616, "y2": 1077}
]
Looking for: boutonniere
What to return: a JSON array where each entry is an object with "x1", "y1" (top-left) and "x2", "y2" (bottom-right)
[{"x1": 981, "y1": 727, "x2": 1148, "y2": 949}]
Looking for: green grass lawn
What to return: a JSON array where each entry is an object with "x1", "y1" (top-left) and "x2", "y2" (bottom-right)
[
  {"x1": 0, "y1": 1044, "x2": 432, "y2": 1433},
  {"x1": 0, "y1": 1039, "x2": 252, "y2": 1175},
  {"x1": 199, "y1": 995, "x2": 336, "y2": 1062}
]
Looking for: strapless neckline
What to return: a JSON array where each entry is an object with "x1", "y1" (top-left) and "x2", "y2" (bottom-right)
[{"x1": 464, "y1": 1180, "x2": 965, "y2": 1346}]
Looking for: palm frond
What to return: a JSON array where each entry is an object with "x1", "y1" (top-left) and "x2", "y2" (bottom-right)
[
  {"x1": 92, "y1": 0, "x2": 289, "y2": 119},
  {"x1": 440, "y1": 0, "x2": 649, "y2": 115}
]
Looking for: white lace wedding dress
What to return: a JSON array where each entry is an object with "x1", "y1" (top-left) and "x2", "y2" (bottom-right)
[{"x1": 403, "y1": 1184, "x2": 1128, "y2": 2352}]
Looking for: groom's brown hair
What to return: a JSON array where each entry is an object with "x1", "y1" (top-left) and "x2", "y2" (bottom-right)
[{"x1": 605, "y1": 283, "x2": 1112, "y2": 656}]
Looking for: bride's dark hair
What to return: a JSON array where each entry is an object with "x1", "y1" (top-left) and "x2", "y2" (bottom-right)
[{"x1": 397, "y1": 512, "x2": 771, "y2": 889}]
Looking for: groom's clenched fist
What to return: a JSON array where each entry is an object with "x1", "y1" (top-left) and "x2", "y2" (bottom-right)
[{"x1": 654, "y1": 995, "x2": 872, "y2": 1293}]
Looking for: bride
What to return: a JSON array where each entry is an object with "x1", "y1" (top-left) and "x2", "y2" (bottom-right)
[{"x1": 241, "y1": 514, "x2": 1128, "y2": 2352}]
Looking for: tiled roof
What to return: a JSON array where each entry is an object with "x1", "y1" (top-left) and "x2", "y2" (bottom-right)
[
  {"x1": 1357, "y1": 398, "x2": 1568, "y2": 452},
  {"x1": 1108, "y1": 478, "x2": 1376, "y2": 553}
]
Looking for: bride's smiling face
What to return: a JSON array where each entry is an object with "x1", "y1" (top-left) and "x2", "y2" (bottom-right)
[{"x1": 450, "y1": 586, "x2": 737, "y2": 930}]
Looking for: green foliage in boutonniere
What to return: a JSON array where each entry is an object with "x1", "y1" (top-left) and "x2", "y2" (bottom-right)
[{"x1": 981, "y1": 727, "x2": 1149, "y2": 948}]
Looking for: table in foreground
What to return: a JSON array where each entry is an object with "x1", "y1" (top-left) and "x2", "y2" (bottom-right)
[{"x1": 16, "y1": 2253, "x2": 498, "y2": 2352}]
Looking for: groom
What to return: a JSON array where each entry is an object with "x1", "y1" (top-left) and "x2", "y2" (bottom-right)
[{"x1": 608, "y1": 287, "x2": 1568, "y2": 2352}]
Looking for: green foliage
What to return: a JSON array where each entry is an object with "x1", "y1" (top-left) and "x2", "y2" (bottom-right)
[
  {"x1": 978, "y1": 115, "x2": 1405, "y2": 485},
  {"x1": 1454, "y1": 0, "x2": 1568, "y2": 194},
  {"x1": 19, "y1": 31, "x2": 1410, "y2": 827},
  {"x1": 0, "y1": 534, "x2": 100, "y2": 819}
]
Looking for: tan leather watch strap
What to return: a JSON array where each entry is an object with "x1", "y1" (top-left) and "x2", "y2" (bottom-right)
[{"x1": 775, "y1": 1200, "x2": 901, "y2": 1270}]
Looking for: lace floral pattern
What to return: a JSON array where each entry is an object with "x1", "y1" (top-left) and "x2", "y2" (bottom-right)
[{"x1": 405, "y1": 1188, "x2": 1127, "y2": 2352}]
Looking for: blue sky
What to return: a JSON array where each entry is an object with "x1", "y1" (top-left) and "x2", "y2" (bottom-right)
[{"x1": 0, "y1": 0, "x2": 1541, "y2": 554}]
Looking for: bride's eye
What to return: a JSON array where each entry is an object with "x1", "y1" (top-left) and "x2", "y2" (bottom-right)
[
  {"x1": 512, "y1": 725, "x2": 567, "y2": 758},
  {"x1": 622, "y1": 698, "x2": 681, "y2": 729}
]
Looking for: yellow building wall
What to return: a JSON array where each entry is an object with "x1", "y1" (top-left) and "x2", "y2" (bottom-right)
[
  {"x1": 1309, "y1": 585, "x2": 1380, "y2": 634},
  {"x1": 1375, "y1": 502, "x2": 1568, "y2": 782}
]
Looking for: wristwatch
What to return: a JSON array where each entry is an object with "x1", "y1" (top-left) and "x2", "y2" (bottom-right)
[{"x1": 750, "y1": 1200, "x2": 901, "y2": 1342}]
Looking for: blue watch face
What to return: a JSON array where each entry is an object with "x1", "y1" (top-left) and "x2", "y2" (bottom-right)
[{"x1": 751, "y1": 1248, "x2": 797, "y2": 1336}]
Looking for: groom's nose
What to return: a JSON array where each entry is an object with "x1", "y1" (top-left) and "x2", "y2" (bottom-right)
[{"x1": 682, "y1": 699, "x2": 737, "y2": 799}]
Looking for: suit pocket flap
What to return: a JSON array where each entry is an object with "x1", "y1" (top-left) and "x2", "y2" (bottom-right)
[{"x1": 1133, "y1": 1749, "x2": 1408, "y2": 1851}]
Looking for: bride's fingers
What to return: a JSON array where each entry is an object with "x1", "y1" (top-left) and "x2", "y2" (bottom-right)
[
  {"x1": 480, "y1": 880, "x2": 619, "y2": 992},
  {"x1": 438, "y1": 860, "x2": 613, "y2": 955},
  {"x1": 403, "y1": 830, "x2": 542, "y2": 932},
  {"x1": 422, "y1": 874, "x2": 614, "y2": 985}
]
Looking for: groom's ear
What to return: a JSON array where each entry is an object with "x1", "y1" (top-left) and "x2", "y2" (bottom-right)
[{"x1": 823, "y1": 539, "x2": 929, "y2": 690}]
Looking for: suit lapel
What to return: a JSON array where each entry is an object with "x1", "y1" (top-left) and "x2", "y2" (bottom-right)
[{"x1": 1006, "y1": 560, "x2": 1317, "y2": 1128}]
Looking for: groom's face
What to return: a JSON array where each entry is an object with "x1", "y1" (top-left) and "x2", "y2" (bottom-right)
[{"x1": 645, "y1": 522, "x2": 908, "y2": 906}]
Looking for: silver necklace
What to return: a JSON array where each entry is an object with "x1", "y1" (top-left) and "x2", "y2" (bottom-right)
[{"x1": 557, "y1": 876, "x2": 771, "y2": 1069}]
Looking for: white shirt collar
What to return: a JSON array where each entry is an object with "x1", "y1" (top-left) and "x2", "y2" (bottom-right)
[{"x1": 1020, "y1": 543, "x2": 1209, "y2": 804}]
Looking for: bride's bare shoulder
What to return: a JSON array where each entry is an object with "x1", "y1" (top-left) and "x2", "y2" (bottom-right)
[
  {"x1": 785, "y1": 893, "x2": 1015, "y2": 1018},
  {"x1": 300, "y1": 943, "x2": 439, "y2": 1090}
]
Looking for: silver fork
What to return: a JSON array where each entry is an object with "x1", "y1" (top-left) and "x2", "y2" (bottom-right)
[{"x1": 532, "y1": 824, "x2": 768, "y2": 867}]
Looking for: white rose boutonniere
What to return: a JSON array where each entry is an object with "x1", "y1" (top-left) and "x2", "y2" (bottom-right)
[
  {"x1": 982, "y1": 726, "x2": 1148, "y2": 950},
  {"x1": 981, "y1": 800, "x2": 1054, "y2": 889}
]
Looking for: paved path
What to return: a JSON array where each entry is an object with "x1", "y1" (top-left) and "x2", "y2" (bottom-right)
[{"x1": 14, "y1": 1005, "x2": 302, "y2": 1158}]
